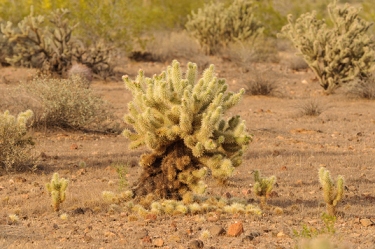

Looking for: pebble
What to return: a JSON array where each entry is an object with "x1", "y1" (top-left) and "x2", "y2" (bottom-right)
[{"x1": 227, "y1": 221, "x2": 244, "y2": 237}]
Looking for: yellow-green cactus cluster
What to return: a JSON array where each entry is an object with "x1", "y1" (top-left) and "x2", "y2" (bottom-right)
[
  {"x1": 46, "y1": 173, "x2": 69, "y2": 212},
  {"x1": 130, "y1": 196, "x2": 261, "y2": 217},
  {"x1": 0, "y1": 110, "x2": 34, "y2": 172},
  {"x1": 123, "y1": 60, "x2": 251, "y2": 199},
  {"x1": 279, "y1": 0, "x2": 375, "y2": 93},
  {"x1": 253, "y1": 170, "x2": 276, "y2": 208},
  {"x1": 318, "y1": 167, "x2": 344, "y2": 216},
  {"x1": 186, "y1": 0, "x2": 263, "y2": 55}
]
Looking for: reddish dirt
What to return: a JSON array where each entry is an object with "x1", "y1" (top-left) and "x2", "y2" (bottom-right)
[{"x1": 1, "y1": 56, "x2": 375, "y2": 248}]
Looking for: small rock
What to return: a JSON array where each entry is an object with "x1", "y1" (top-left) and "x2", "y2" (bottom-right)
[
  {"x1": 153, "y1": 238, "x2": 164, "y2": 247},
  {"x1": 277, "y1": 231, "x2": 286, "y2": 237},
  {"x1": 142, "y1": 236, "x2": 152, "y2": 244},
  {"x1": 242, "y1": 232, "x2": 260, "y2": 241},
  {"x1": 70, "y1": 143, "x2": 79, "y2": 150},
  {"x1": 209, "y1": 225, "x2": 226, "y2": 236},
  {"x1": 134, "y1": 228, "x2": 148, "y2": 240},
  {"x1": 53, "y1": 223, "x2": 59, "y2": 229},
  {"x1": 241, "y1": 189, "x2": 251, "y2": 196},
  {"x1": 188, "y1": 239, "x2": 204, "y2": 249},
  {"x1": 227, "y1": 221, "x2": 244, "y2": 237},
  {"x1": 360, "y1": 218, "x2": 374, "y2": 227}
]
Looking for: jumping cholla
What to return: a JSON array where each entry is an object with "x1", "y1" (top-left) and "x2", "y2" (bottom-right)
[
  {"x1": 253, "y1": 170, "x2": 276, "y2": 208},
  {"x1": 318, "y1": 167, "x2": 344, "y2": 216},
  {"x1": 46, "y1": 173, "x2": 69, "y2": 212},
  {"x1": 279, "y1": 0, "x2": 375, "y2": 93},
  {"x1": 123, "y1": 60, "x2": 252, "y2": 199}
]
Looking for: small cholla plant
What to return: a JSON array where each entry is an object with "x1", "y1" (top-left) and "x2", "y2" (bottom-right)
[
  {"x1": 253, "y1": 170, "x2": 276, "y2": 208},
  {"x1": 0, "y1": 110, "x2": 34, "y2": 172},
  {"x1": 279, "y1": 0, "x2": 375, "y2": 94},
  {"x1": 186, "y1": 0, "x2": 263, "y2": 55},
  {"x1": 123, "y1": 60, "x2": 251, "y2": 199},
  {"x1": 46, "y1": 173, "x2": 68, "y2": 212},
  {"x1": 318, "y1": 167, "x2": 344, "y2": 216}
]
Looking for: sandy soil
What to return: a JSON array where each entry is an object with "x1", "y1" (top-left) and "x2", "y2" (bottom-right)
[{"x1": 1, "y1": 56, "x2": 375, "y2": 249}]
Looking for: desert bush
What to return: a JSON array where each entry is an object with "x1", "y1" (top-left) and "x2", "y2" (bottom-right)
[
  {"x1": 279, "y1": 0, "x2": 375, "y2": 94},
  {"x1": 225, "y1": 38, "x2": 280, "y2": 68},
  {"x1": 186, "y1": 0, "x2": 263, "y2": 55},
  {"x1": 0, "y1": 110, "x2": 35, "y2": 172},
  {"x1": 285, "y1": 54, "x2": 309, "y2": 71},
  {"x1": 22, "y1": 76, "x2": 113, "y2": 131},
  {"x1": 1, "y1": 7, "x2": 115, "y2": 78},
  {"x1": 297, "y1": 99, "x2": 325, "y2": 116},
  {"x1": 347, "y1": 74, "x2": 375, "y2": 99},
  {"x1": 144, "y1": 31, "x2": 210, "y2": 67},
  {"x1": 244, "y1": 73, "x2": 279, "y2": 96},
  {"x1": 123, "y1": 60, "x2": 251, "y2": 199}
]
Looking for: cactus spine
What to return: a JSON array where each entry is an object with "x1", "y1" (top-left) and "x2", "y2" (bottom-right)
[
  {"x1": 253, "y1": 170, "x2": 276, "y2": 208},
  {"x1": 46, "y1": 173, "x2": 68, "y2": 211},
  {"x1": 318, "y1": 167, "x2": 344, "y2": 216},
  {"x1": 123, "y1": 60, "x2": 251, "y2": 199},
  {"x1": 279, "y1": 0, "x2": 375, "y2": 93}
]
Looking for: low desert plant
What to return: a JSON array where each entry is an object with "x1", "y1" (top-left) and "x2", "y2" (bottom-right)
[
  {"x1": 297, "y1": 99, "x2": 324, "y2": 116},
  {"x1": 244, "y1": 73, "x2": 279, "y2": 96},
  {"x1": 253, "y1": 170, "x2": 276, "y2": 208},
  {"x1": 45, "y1": 173, "x2": 69, "y2": 212},
  {"x1": 347, "y1": 74, "x2": 375, "y2": 99},
  {"x1": 186, "y1": 0, "x2": 263, "y2": 55},
  {"x1": 112, "y1": 162, "x2": 129, "y2": 191},
  {"x1": 318, "y1": 167, "x2": 344, "y2": 216},
  {"x1": 123, "y1": 60, "x2": 251, "y2": 199},
  {"x1": 22, "y1": 76, "x2": 113, "y2": 131},
  {"x1": 225, "y1": 38, "x2": 280, "y2": 67},
  {"x1": 0, "y1": 110, "x2": 35, "y2": 172},
  {"x1": 279, "y1": 0, "x2": 375, "y2": 94}
]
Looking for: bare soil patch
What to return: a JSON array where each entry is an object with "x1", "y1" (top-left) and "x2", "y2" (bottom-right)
[{"x1": 1, "y1": 55, "x2": 375, "y2": 248}]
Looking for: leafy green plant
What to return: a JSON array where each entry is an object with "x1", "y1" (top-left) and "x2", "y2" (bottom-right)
[
  {"x1": 0, "y1": 110, "x2": 35, "y2": 172},
  {"x1": 123, "y1": 60, "x2": 251, "y2": 199},
  {"x1": 318, "y1": 167, "x2": 344, "y2": 216},
  {"x1": 186, "y1": 0, "x2": 263, "y2": 55},
  {"x1": 279, "y1": 0, "x2": 375, "y2": 94},
  {"x1": 45, "y1": 172, "x2": 68, "y2": 212},
  {"x1": 22, "y1": 76, "x2": 113, "y2": 131},
  {"x1": 253, "y1": 170, "x2": 276, "y2": 208}
]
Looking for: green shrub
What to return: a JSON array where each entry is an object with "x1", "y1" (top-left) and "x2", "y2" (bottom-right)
[
  {"x1": 0, "y1": 110, "x2": 35, "y2": 172},
  {"x1": 186, "y1": 0, "x2": 263, "y2": 55},
  {"x1": 279, "y1": 0, "x2": 375, "y2": 94},
  {"x1": 123, "y1": 60, "x2": 252, "y2": 199},
  {"x1": 1, "y1": 7, "x2": 115, "y2": 78},
  {"x1": 23, "y1": 76, "x2": 113, "y2": 131}
]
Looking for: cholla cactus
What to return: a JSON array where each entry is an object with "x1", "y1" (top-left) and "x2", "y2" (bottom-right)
[
  {"x1": 1, "y1": 7, "x2": 78, "y2": 75},
  {"x1": 46, "y1": 173, "x2": 69, "y2": 212},
  {"x1": 253, "y1": 170, "x2": 276, "y2": 208},
  {"x1": 0, "y1": 110, "x2": 34, "y2": 172},
  {"x1": 1, "y1": 7, "x2": 114, "y2": 78},
  {"x1": 186, "y1": 0, "x2": 263, "y2": 55},
  {"x1": 279, "y1": 0, "x2": 375, "y2": 93},
  {"x1": 123, "y1": 60, "x2": 251, "y2": 199},
  {"x1": 318, "y1": 167, "x2": 344, "y2": 216}
]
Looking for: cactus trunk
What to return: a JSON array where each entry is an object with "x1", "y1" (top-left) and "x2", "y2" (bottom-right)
[
  {"x1": 326, "y1": 204, "x2": 336, "y2": 216},
  {"x1": 133, "y1": 140, "x2": 201, "y2": 200}
]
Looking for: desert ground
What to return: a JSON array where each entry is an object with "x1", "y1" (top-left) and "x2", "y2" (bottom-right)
[{"x1": 1, "y1": 53, "x2": 375, "y2": 249}]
